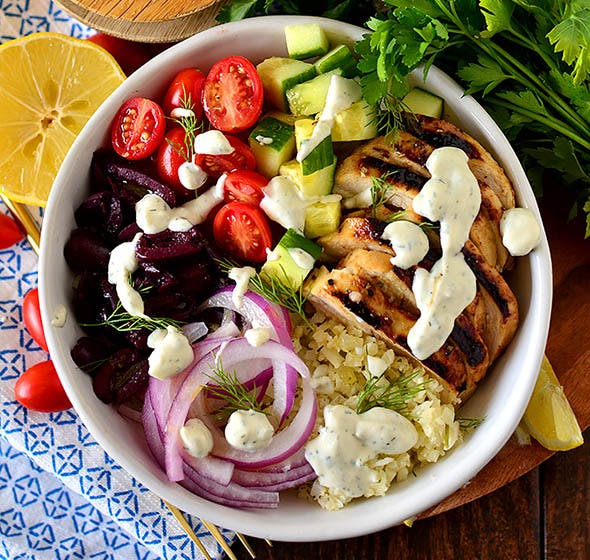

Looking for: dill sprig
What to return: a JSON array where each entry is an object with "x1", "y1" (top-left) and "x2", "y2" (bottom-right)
[
  {"x1": 370, "y1": 172, "x2": 395, "y2": 217},
  {"x1": 384, "y1": 209, "x2": 439, "y2": 231},
  {"x1": 81, "y1": 299, "x2": 184, "y2": 333},
  {"x1": 167, "y1": 87, "x2": 205, "y2": 161},
  {"x1": 217, "y1": 258, "x2": 310, "y2": 325},
  {"x1": 205, "y1": 357, "x2": 267, "y2": 422},
  {"x1": 356, "y1": 368, "x2": 431, "y2": 415},
  {"x1": 457, "y1": 417, "x2": 484, "y2": 430},
  {"x1": 375, "y1": 93, "x2": 406, "y2": 140}
]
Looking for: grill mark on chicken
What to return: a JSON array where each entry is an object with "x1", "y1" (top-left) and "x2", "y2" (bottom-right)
[
  {"x1": 361, "y1": 156, "x2": 427, "y2": 190},
  {"x1": 450, "y1": 318, "x2": 488, "y2": 367},
  {"x1": 409, "y1": 128, "x2": 477, "y2": 158},
  {"x1": 463, "y1": 247, "x2": 510, "y2": 317}
]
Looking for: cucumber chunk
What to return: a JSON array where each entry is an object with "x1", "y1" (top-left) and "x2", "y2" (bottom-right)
[
  {"x1": 305, "y1": 196, "x2": 342, "y2": 238},
  {"x1": 402, "y1": 88, "x2": 444, "y2": 118},
  {"x1": 286, "y1": 70, "x2": 341, "y2": 116},
  {"x1": 257, "y1": 57, "x2": 317, "y2": 111},
  {"x1": 315, "y1": 44, "x2": 358, "y2": 77},
  {"x1": 248, "y1": 117, "x2": 295, "y2": 178},
  {"x1": 279, "y1": 157, "x2": 336, "y2": 198},
  {"x1": 332, "y1": 100, "x2": 378, "y2": 142},
  {"x1": 261, "y1": 229, "x2": 321, "y2": 288},
  {"x1": 285, "y1": 23, "x2": 330, "y2": 60}
]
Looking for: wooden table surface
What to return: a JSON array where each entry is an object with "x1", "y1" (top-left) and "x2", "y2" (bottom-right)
[{"x1": 229, "y1": 191, "x2": 590, "y2": 560}]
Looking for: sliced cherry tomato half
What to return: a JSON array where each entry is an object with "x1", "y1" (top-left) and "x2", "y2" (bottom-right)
[
  {"x1": 194, "y1": 134, "x2": 256, "y2": 179},
  {"x1": 0, "y1": 213, "x2": 23, "y2": 249},
  {"x1": 156, "y1": 126, "x2": 193, "y2": 196},
  {"x1": 15, "y1": 360, "x2": 72, "y2": 412},
  {"x1": 223, "y1": 169, "x2": 267, "y2": 206},
  {"x1": 202, "y1": 56, "x2": 263, "y2": 132},
  {"x1": 23, "y1": 288, "x2": 48, "y2": 352},
  {"x1": 111, "y1": 97, "x2": 166, "y2": 160},
  {"x1": 86, "y1": 33, "x2": 151, "y2": 76},
  {"x1": 162, "y1": 68, "x2": 206, "y2": 120},
  {"x1": 213, "y1": 202, "x2": 272, "y2": 263}
]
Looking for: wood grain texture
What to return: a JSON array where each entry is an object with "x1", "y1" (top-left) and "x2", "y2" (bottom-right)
[
  {"x1": 54, "y1": 0, "x2": 229, "y2": 42},
  {"x1": 542, "y1": 432, "x2": 590, "y2": 560}
]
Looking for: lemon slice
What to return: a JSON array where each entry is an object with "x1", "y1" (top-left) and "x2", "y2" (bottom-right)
[
  {"x1": 522, "y1": 356, "x2": 584, "y2": 451},
  {"x1": 0, "y1": 33, "x2": 125, "y2": 206}
]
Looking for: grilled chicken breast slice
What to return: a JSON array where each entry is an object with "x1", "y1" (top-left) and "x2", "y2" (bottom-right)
[
  {"x1": 334, "y1": 131, "x2": 512, "y2": 271},
  {"x1": 306, "y1": 264, "x2": 488, "y2": 403}
]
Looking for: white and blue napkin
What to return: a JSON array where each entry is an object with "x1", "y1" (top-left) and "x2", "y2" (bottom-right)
[{"x1": 0, "y1": 3, "x2": 233, "y2": 558}]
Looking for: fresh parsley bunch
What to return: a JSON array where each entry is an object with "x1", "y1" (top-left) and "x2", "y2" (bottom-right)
[
  {"x1": 219, "y1": 0, "x2": 590, "y2": 235},
  {"x1": 356, "y1": 0, "x2": 590, "y2": 235}
]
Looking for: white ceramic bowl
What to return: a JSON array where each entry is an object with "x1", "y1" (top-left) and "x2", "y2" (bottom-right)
[{"x1": 39, "y1": 15, "x2": 552, "y2": 541}]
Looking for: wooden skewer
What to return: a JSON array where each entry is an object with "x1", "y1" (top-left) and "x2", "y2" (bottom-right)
[
  {"x1": 0, "y1": 194, "x2": 41, "y2": 255},
  {"x1": 201, "y1": 519, "x2": 239, "y2": 560},
  {"x1": 163, "y1": 501, "x2": 213, "y2": 560}
]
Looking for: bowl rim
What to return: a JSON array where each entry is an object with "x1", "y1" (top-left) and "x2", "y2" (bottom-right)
[{"x1": 39, "y1": 15, "x2": 553, "y2": 541}]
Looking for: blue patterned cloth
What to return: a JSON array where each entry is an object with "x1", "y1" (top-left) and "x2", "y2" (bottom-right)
[{"x1": 0, "y1": 3, "x2": 233, "y2": 559}]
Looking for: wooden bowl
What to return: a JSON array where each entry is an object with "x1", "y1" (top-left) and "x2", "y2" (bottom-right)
[{"x1": 55, "y1": 0, "x2": 228, "y2": 43}]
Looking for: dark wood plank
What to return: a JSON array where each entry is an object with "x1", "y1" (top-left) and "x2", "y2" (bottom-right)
[
  {"x1": 232, "y1": 470, "x2": 541, "y2": 560},
  {"x1": 542, "y1": 428, "x2": 590, "y2": 560}
]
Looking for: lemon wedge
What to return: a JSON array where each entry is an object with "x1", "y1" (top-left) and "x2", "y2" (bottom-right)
[
  {"x1": 0, "y1": 33, "x2": 125, "y2": 206},
  {"x1": 522, "y1": 356, "x2": 584, "y2": 451}
]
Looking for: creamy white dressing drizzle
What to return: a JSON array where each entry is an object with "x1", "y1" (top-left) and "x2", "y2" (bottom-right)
[
  {"x1": 50, "y1": 304, "x2": 67, "y2": 328},
  {"x1": 228, "y1": 266, "x2": 256, "y2": 309},
  {"x1": 225, "y1": 409, "x2": 274, "y2": 451},
  {"x1": 135, "y1": 180, "x2": 225, "y2": 235},
  {"x1": 305, "y1": 405, "x2": 418, "y2": 498},
  {"x1": 382, "y1": 221, "x2": 429, "y2": 269},
  {"x1": 107, "y1": 232, "x2": 145, "y2": 317},
  {"x1": 260, "y1": 175, "x2": 306, "y2": 233},
  {"x1": 180, "y1": 418, "x2": 214, "y2": 458},
  {"x1": 244, "y1": 326, "x2": 271, "y2": 347},
  {"x1": 500, "y1": 207, "x2": 541, "y2": 256},
  {"x1": 342, "y1": 187, "x2": 373, "y2": 209},
  {"x1": 297, "y1": 75, "x2": 362, "y2": 162},
  {"x1": 408, "y1": 147, "x2": 481, "y2": 360},
  {"x1": 178, "y1": 161, "x2": 207, "y2": 191},
  {"x1": 146, "y1": 325, "x2": 194, "y2": 380},
  {"x1": 288, "y1": 247, "x2": 315, "y2": 270},
  {"x1": 194, "y1": 130, "x2": 234, "y2": 155}
]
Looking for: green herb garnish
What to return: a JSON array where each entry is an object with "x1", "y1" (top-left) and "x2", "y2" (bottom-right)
[
  {"x1": 167, "y1": 87, "x2": 205, "y2": 161},
  {"x1": 356, "y1": 0, "x2": 590, "y2": 236},
  {"x1": 356, "y1": 368, "x2": 431, "y2": 415},
  {"x1": 370, "y1": 172, "x2": 395, "y2": 217},
  {"x1": 457, "y1": 416, "x2": 484, "y2": 430},
  {"x1": 205, "y1": 356, "x2": 268, "y2": 422},
  {"x1": 81, "y1": 298, "x2": 184, "y2": 333},
  {"x1": 217, "y1": 258, "x2": 310, "y2": 324}
]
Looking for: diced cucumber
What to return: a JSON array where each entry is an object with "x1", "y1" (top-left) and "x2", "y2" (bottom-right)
[
  {"x1": 286, "y1": 70, "x2": 341, "y2": 117},
  {"x1": 301, "y1": 161, "x2": 336, "y2": 197},
  {"x1": 294, "y1": 118, "x2": 315, "y2": 151},
  {"x1": 248, "y1": 117, "x2": 295, "y2": 178},
  {"x1": 332, "y1": 100, "x2": 378, "y2": 142},
  {"x1": 305, "y1": 197, "x2": 342, "y2": 238},
  {"x1": 261, "y1": 229, "x2": 322, "y2": 288},
  {"x1": 285, "y1": 23, "x2": 330, "y2": 60},
  {"x1": 279, "y1": 157, "x2": 336, "y2": 198},
  {"x1": 402, "y1": 88, "x2": 444, "y2": 118},
  {"x1": 292, "y1": 119, "x2": 336, "y2": 196},
  {"x1": 279, "y1": 159, "x2": 302, "y2": 187},
  {"x1": 295, "y1": 119, "x2": 335, "y2": 174},
  {"x1": 315, "y1": 44, "x2": 358, "y2": 77},
  {"x1": 257, "y1": 57, "x2": 317, "y2": 111}
]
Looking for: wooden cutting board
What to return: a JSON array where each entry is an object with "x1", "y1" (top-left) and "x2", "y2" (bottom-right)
[
  {"x1": 55, "y1": 0, "x2": 229, "y2": 42},
  {"x1": 420, "y1": 189, "x2": 590, "y2": 519}
]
